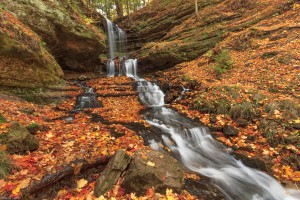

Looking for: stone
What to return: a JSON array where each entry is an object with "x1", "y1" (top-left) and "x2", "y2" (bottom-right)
[
  {"x1": 122, "y1": 149, "x2": 184, "y2": 195},
  {"x1": 0, "y1": 122, "x2": 39, "y2": 154},
  {"x1": 232, "y1": 152, "x2": 272, "y2": 174},
  {"x1": 26, "y1": 123, "x2": 48, "y2": 135},
  {"x1": 94, "y1": 150, "x2": 131, "y2": 197},
  {"x1": 235, "y1": 118, "x2": 248, "y2": 128},
  {"x1": 78, "y1": 75, "x2": 87, "y2": 81},
  {"x1": 223, "y1": 124, "x2": 239, "y2": 137}
]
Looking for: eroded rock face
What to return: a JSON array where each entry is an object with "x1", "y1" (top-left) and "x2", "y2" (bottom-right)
[
  {"x1": 0, "y1": 9, "x2": 64, "y2": 88},
  {"x1": 122, "y1": 149, "x2": 184, "y2": 195},
  {"x1": 0, "y1": 122, "x2": 39, "y2": 154},
  {"x1": 1, "y1": 0, "x2": 106, "y2": 71}
]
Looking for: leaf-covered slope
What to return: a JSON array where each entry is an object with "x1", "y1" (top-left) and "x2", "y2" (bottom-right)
[{"x1": 118, "y1": 0, "x2": 298, "y2": 71}]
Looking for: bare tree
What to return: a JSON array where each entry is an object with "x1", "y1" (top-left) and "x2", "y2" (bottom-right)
[{"x1": 195, "y1": 0, "x2": 199, "y2": 19}]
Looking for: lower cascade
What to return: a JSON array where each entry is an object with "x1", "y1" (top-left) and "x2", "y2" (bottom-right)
[{"x1": 134, "y1": 75, "x2": 300, "y2": 200}]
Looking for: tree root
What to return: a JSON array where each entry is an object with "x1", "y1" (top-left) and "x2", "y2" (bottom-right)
[{"x1": 21, "y1": 156, "x2": 109, "y2": 195}]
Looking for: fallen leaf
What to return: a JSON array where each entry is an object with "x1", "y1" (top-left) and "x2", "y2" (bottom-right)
[
  {"x1": 77, "y1": 179, "x2": 88, "y2": 189},
  {"x1": 147, "y1": 161, "x2": 155, "y2": 167}
]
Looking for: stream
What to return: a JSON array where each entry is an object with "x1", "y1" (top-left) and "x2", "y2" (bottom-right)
[{"x1": 102, "y1": 19, "x2": 300, "y2": 200}]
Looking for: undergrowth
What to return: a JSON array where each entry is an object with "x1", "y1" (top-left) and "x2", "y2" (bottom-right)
[{"x1": 0, "y1": 150, "x2": 13, "y2": 179}]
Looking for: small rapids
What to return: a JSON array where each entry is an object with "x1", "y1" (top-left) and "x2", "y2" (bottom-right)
[
  {"x1": 136, "y1": 77, "x2": 300, "y2": 200},
  {"x1": 103, "y1": 20, "x2": 300, "y2": 200}
]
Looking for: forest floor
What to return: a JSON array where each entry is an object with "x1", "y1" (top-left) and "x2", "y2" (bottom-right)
[{"x1": 0, "y1": 76, "x2": 198, "y2": 199}]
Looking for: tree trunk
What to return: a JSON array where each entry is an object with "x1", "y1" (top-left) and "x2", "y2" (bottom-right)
[
  {"x1": 115, "y1": 0, "x2": 124, "y2": 17},
  {"x1": 195, "y1": 0, "x2": 199, "y2": 19}
]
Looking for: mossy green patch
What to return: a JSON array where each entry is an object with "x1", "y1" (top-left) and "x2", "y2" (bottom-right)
[{"x1": 0, "y1": 150, "x2": 13, "y2": 179}]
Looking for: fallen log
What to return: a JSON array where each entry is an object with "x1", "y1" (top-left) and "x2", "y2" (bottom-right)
[{"x1": 22, "y1": 156, "x2": 109, "y2": 195}]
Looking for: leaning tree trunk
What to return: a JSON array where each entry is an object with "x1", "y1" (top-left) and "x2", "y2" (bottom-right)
[{"x1": 195, "y1": 0, "x2": 199, "y2": 19}]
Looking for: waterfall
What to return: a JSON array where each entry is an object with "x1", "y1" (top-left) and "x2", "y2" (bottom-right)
[
  {"x1": 105, "y1": 18, "x2": 116, "y2": 59},
  {"x1": 136, "y1": 79, "x2": 300, "y2": 200},
  {"x1": 125, "y1": 59, "x2": 138, "y2": 77},
  {"x1": 104, "y1": 19, "x2": 128, "y2": 77}
]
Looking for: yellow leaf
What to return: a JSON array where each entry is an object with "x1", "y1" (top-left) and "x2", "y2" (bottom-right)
[
  {"x1": 20, "y1": 169, "x2": 28, "y2": 176},
  {"x1": 77, "y1": 179, "x2": 88, "y2": 189},
  {"x1": 18, "y1": 178, "x2": 31, "y2": 189},
  {"x1": 147, "y1": 161, "x2": 155, "y2": 167},
  {"x1": 12, "y1": 186, "x2": 20, "y2": 195},
  {"x1": 46, "y1": 133, "x2": 53, "y2": 138}
]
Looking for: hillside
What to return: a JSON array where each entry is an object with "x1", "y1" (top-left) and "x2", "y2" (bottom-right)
[{"x1": 119, "y1": 0, "x2": 300, "y2": 183}]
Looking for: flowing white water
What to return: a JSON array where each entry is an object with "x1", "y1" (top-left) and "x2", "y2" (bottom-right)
[
  {"x1": 107, "y1": 59, "x2": 115, "y2": 77},
  {"x1": 136, "y1": 78, "x2": 300, "y2": 200},
  {"x1": 125, "y1": 59, "x2": 138, "y2": 77},
  {"x1": 104, "y1": 19, "x2": 128, "y2": 77},
  {"x1": 105, "y1": 18, "x2": 116, "y2": 59}
]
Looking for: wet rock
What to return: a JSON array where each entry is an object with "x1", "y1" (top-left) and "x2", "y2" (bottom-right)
[
  {"x1": 122, "y1": 149, "x2": 184, "y2": 195},
  {"x1": 235, "y1": 118, "x2": 248, "y2": 128},
  {"x1": 164, "y1": 90, "x2": 177, "y2": 104},
  {"x1": 233, "y1": 153, "x2": 272, "y2": 174},
  {"x1": 0, "y1": 122, "x2": 39, "y2": 154},
  {"x1": 209, "y1": 115, "x2": 217, "y2": 124},
  {"x1": 78, "y1": 75, "x2": 87, "y2": 81},
  {"x1": 223, "y1": 124, "x2": 239, "y2": 137},
  {"x1": 184, "y1": 176, "x2": 225, "y2": 200},
  {"x1": 94, "y1": 150, "x2": 131, "y2": 197},
  {"x1": 75, "y1": 93, "x2": 102, "y2": 110}
]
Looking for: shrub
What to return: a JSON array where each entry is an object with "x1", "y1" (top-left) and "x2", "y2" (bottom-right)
[
  {"x1": 229, "y1": 101, "x2": 256, "y2": 120},
  {"x1": 0, "y1": 150, "x2": 13, "y2": 179},
  {"x1": 212, "y1": 50, "x2": 233, "y2": 77},
  {"x1": 0, "y1": 114, "x2": 6, "y2": 123}
]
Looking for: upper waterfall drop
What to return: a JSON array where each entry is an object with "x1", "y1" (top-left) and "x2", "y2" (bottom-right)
[{"x1": 104, "y1": 18, "x2": 133, "y2": 77}]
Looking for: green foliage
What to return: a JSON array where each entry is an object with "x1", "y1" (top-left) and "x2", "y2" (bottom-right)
[
  {"x1": 212, "y1": 49, "x2": 233, "y2": 77},
  {"x1": 229, "y1": 101, "x2": 256, "y2": 120},
  {"x1": 181, "y1": 75, "x2": 195, "y2": 83},
  {"x1": 26, "y1": 123, "x2": 40, "y2": 129},
  {"x1": 0, "y1": 150, "x2": 13, "y2": 179},
  {"x1": 0, "y1": 114, "x2": 6, "y2": 123}
]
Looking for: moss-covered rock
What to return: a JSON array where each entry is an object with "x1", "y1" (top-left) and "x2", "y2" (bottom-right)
[
  {"x1": 1, "y1": 0, "x2": 106, "y2": 71},
  {"x1": 0, "y1": 9, "x2": 64, "y2": 88},
  {"x1": 0, "y1": 121, "x2": 39, "y2": 154},
  {"x1": 122, "y1": 149, "x2": 184, "y2": 195}
]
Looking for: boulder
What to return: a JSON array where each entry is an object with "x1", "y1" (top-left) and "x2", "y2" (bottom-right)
[
  {"x1": 94, "y1": 150, "x2": 131, "y2": 197},
  {"x1": 235, "y1": 118, "x2": 248, "y2": 128},
  {"x1": 0, "y1": 9, "x2": 63, "y2": 88},
  {"x1": 0, "y1": 122, "x2": 39, "y2": 154},
  {"x1": 1, "y1": 0, "x2": 106, "y2": 72},
  {"x1": 122, "y1": 149, "x2": 184, "y2": 195},
  {"x1": 223, "y1": 124, "x2": 239, "y2": 137}
]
